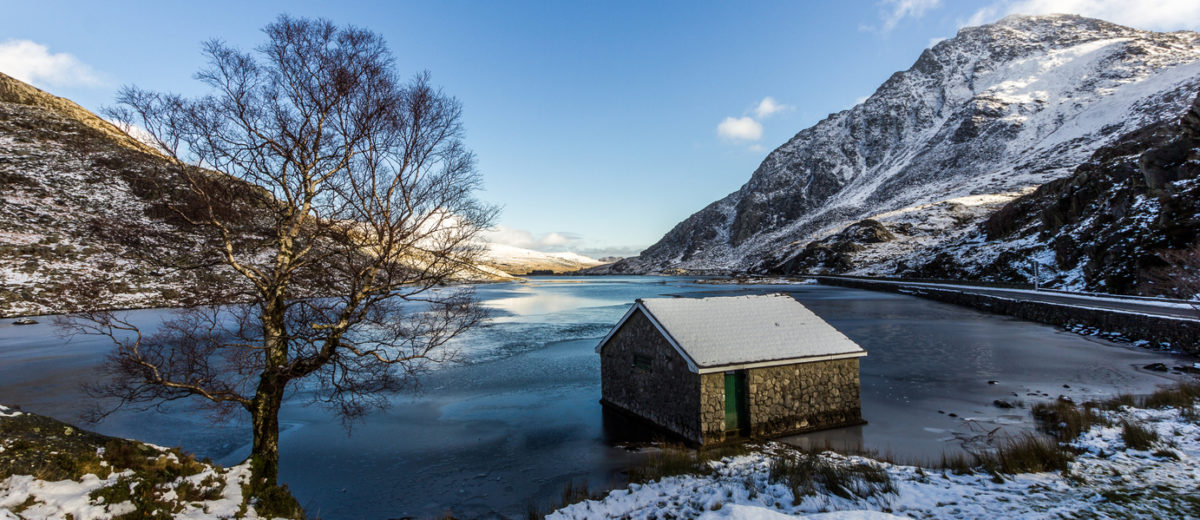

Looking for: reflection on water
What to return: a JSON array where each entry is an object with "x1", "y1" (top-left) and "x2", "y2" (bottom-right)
[{"x1": 0, "y1": 276, "x2": 1188, "y2": 518}]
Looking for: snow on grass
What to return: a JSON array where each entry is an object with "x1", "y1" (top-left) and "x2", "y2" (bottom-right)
[
  {"x1": 0, "y1": 458, "x2": 279, "y2": 520},
  {"x1": 0, "y1": 405, "x2": 290, "y2": 519},
  {"x1": 0, "y1": 471, "x2": 137, "y2": 520},
  {"x1": 549, "y1": 403, "x2": 1200, "y2": 519}
]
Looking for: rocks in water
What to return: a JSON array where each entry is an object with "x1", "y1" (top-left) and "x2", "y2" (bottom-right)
[
  {"x1": 988, "y1": 380, "x2": 999, "y2": 385},
  {"x1": 11, "y1": 318, "x2": 37, "y2": 325},
  {"x1": 1144, "y1": 362, "x2": 1169, "y2": 372},
  {"x1": 993, "y1": 400, "x2": 1016, "y2": 409}
]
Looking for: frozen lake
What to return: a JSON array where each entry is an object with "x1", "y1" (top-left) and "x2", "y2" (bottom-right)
[{"x1": 0, "y1": 276, "x2": 1188, "y2": 518}]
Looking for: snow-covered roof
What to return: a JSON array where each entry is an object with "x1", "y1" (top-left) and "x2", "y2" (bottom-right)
[{"x1": 597, "y1": 293, "x2": 866, "y2": 373}]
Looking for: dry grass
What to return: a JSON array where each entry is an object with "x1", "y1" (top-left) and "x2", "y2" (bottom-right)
[
  {"x1": 932, "y1": 433, "x2": 1071, "y2": 476},
  {"x1": 975, "y1": 433, "x2": 1073, "y2": 475},
  {"x1": 1141, "y1": 383, "x2": 1200, "y2": 410},
  {"x1": 526, "y1": 479, "x2": 607, "y2": 520},
  {"x1": 1120, "y1": 420, "x2": 1160, "y2": 451},
  {"x1": 768, "y1": 449, "x2": 894, "y2": 503},
  {"x1": 1031, "y1": 398, "x2": 1111, "y2": 442},
  {"x1": 628, "y1": 442, "x2": 754, "y2": 484}
]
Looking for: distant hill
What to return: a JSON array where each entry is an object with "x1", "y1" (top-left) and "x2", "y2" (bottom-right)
[{"x1": 480, "y1": 243, "x2": 604, "y2": 275}]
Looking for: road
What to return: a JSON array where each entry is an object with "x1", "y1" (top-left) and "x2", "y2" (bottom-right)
[{"x1": 818, "y1": 277, "x2": 1200, "y2": 321}]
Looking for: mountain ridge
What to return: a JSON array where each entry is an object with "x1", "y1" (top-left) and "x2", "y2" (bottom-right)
[{"x1": 605, "y1": 14, "x2": 1200, "y2": 276}]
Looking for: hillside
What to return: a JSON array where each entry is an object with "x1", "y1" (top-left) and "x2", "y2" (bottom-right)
[
  {"x1": 481, "y1": 244, "x2": 604, "y2": 275},
  {"x1": 898, "y1": 89, "x2": 1200, "y2": 296},
  {"x1": 0, "y1": 71, "x2": 232, "y2": 317},
  {"x1": 605, "y1": 15, "x2": 1200, "y2": 278}
]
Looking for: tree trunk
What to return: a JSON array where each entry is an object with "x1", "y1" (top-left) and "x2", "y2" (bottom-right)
[{"x1": 249, "y1": 374, "x2": 285, "y2": 486}]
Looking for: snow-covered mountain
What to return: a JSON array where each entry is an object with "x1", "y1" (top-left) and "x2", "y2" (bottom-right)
[
  {"x1": 608, "y1": 15, "x2": 1200, "y2": 274},
  {"x1": 480, "y1": 244, "x2": 604, "y2": 275}
]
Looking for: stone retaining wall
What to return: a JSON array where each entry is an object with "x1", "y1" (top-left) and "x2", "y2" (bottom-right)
[{"x1": 818, "y1": 277, "x2": 1200, "y2": 354}]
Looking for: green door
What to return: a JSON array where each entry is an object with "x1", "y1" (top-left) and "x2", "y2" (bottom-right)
[{"x1": 724, "y1": 371, "x2": 746, "y2": 433}]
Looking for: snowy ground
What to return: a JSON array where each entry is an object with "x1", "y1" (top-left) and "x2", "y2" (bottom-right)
[
  {"x1": 0, "y1": 404, "x2": 285, "y2": 520},
  {"x1": 549, "y1": 403, "x2": 1200, "y2": 519}
]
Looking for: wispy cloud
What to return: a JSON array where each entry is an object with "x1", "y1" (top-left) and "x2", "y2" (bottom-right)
[
  {"x1": 483, "y1": 225, "x2": 583, "y2": 252},
  {"x1": 716, "y1": 116, "x2": 763, "y2": 142},
  {"x1": 864, "y1": 0, "x2": 943, "y2": 33},
  {"x1": 754, "y1": 96, "x2": 793, "y2": 119},
  {"x1": 965, "y1": 0, "x2": 1200, "y2": 31},
  {"x1": 576, "y1": 245, "x2": 645, "y2": 260},
  {"x1": 0, "y1": 39, "x2": 101, "y2": 88},
  {"x1": 483, "y1": 225, "x2": 644, "y2": 259}
]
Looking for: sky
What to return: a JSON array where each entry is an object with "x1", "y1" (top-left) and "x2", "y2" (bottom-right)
[{"x1": 2, "y1": 1, "x2": 1198, "y2": 259}]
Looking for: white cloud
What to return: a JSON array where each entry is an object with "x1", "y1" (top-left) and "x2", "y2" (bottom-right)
[
  {"x1": 717, "y1": 116, "x2": 763, "y2": 141},
  {"x1": 966, "y1": 0, "x2": 1200, "y2": 31},
  {"x1": 483, "y1": 225, "x2": 582, "y2": 252},
  {"x1": 868, "y1": 0, "x2": 943, "y2": 33},
  {"x1": 0, "y1": 39, "x2": 101, "y2": 88},
  {"x1": 753, "y1": 97, "x2": 792, "y2": 119},
  {"x1": 482, "y1": 225, "x2": 643, "y2": 259}
]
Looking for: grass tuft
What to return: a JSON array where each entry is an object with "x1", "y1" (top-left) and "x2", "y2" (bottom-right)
[
  {"x1": 1031, "y1": 398, "x2": 1109, "y2": 442},
  {"x1": 1120, "y1": 420, "x2": 1159, "y2": 451},
  {"x1": 973, "y1": 433, "x2": 1073, "y2": 474},
  {"x1": 768, "y1": 449, "x2": 894, "y2": 503},
  {"x1": 526, "y1": 478, "x2": 606, "y2": 520},
  {"x1": 628, "y1": 442, "x2": 753, "y2": 484},
  {"x1": 1141, "y1": 383, "x2": 1200, "y2": 410}
]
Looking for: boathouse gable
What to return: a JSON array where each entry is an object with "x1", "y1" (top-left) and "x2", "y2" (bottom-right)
[{"x1": 598, "y1": 306, "x2": 703, "y2": 442}]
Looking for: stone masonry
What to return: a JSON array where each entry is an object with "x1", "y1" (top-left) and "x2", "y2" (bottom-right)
[
  {"x1": 601, "y1": 308, "x2": 865, "y2": 446},
  {"x1": 600, "y1": 309, "x2": 703, "y2": 443}
]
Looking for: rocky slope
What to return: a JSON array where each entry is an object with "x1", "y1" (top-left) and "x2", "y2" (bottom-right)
[
  {"x1": 901, "y1": 89, "x2": 1200, "y2": 297},
  {"x1": 0, "y1": 72, "x2": 224, "y2": 317},
  {"x1": 0, "y1": 73, "x2": 604, "y2": 317},
  {"x1": 608, "y1": 15, "x2": 1200, "y2": 275}
]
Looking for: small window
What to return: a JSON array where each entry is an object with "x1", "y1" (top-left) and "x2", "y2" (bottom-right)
[{"x1": 633, "y1": 354, "x2": 653, "y2": 372}]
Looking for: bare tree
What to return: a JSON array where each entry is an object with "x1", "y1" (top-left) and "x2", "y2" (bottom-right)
[{"x1": 59, "y1": 16, "x2": 496, "y2": 508}]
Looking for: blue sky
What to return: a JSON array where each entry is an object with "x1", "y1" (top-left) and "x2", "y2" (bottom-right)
[{"x1": 2, "y1": 1, "x2": 1197, "y2": 258}]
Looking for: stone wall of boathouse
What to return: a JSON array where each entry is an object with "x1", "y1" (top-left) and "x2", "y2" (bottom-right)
[
  {"x1": 600, "y1": 310, "x2": 865, "y2": 445},
  {"x1": 699, "y1": 358, "x2": 864, "y2": 444},
  {"x1": 748, "y1": 358, "x2": 863, "y2": 438},
  {"x1": 599, "y1": 309, "x2": 703, "y2": 443}
]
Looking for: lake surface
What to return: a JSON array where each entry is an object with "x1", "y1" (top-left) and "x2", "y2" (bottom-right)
[{"x1": 0, "y1": 276, "x2": 1188, "y2": 518}]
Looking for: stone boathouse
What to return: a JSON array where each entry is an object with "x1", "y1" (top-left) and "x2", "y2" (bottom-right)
[{"x1": 596, "y1": 293, "x2": 867, "y2": 445}]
